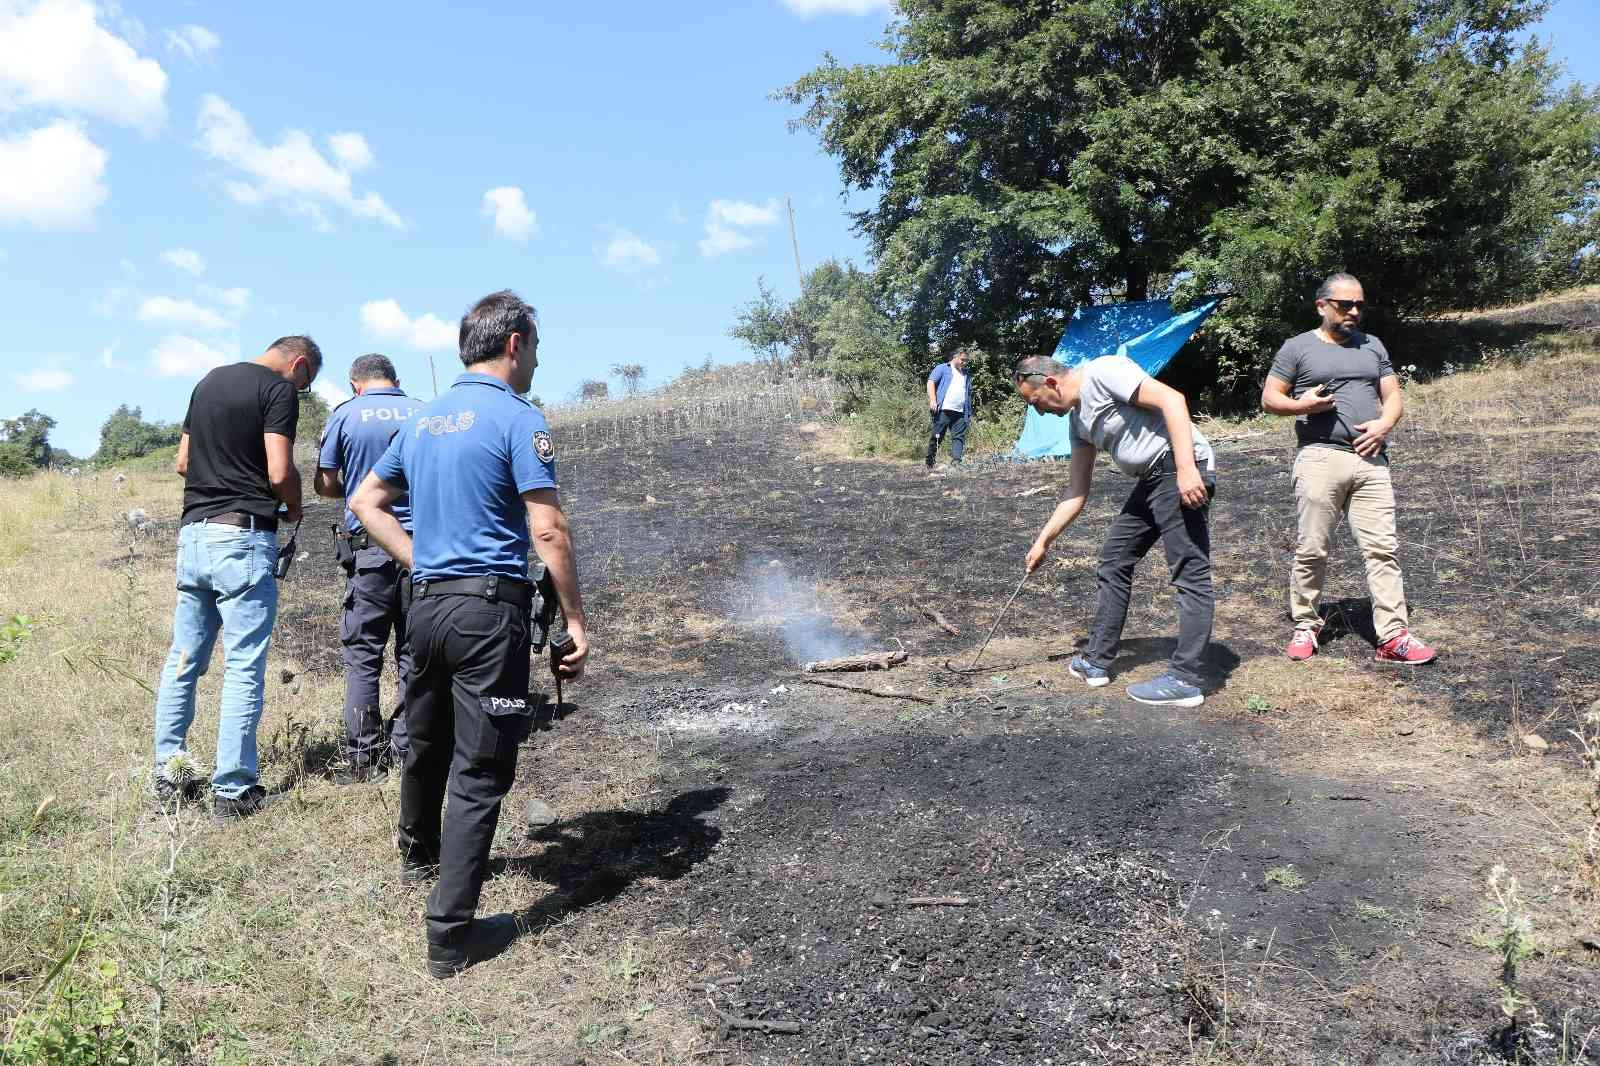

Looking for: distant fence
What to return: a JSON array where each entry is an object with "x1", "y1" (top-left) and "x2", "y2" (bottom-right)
[{"x1": 549, "y1": 376, "x2": 844, "y2": 453}]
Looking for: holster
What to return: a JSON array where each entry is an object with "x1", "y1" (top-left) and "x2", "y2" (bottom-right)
[
  {"x1": 332, "y1": 526, "x2": 371, "y2": 574},
  {"x1": 529, "y1": 561, "x2": 558, "y2": 652}
]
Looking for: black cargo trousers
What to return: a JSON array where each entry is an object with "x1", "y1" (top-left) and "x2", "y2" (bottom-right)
[{"x1": 396, "y1": 584, "x2": 534, "y2": 949}]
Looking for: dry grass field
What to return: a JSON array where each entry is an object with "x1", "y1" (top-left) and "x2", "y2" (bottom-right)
[{"x1": 2, "y1": 294, "x2": 1599, "y2": 1064}]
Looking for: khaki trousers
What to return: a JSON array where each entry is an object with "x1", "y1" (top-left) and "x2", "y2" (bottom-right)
[{"x1": 1290, "y1": 447, "x2": 1408, "y2": 642}]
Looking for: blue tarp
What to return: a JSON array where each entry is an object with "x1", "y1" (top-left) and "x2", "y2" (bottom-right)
[{"x1": 1011, "y1": 297, "x2": 1223, "y2": 460}]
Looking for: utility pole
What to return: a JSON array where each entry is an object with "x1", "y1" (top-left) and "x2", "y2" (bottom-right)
[
  {"x1": 428, "y1": 356, "x2": 438, "y2": 398},
  {"x1": 786, "y1": 196, "x2": 804, "y2": 292}
]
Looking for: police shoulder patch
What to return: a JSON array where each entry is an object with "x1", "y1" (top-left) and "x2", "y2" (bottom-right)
[{"x1": 533, "y1": 430, "x2": 555, "y2": 462}]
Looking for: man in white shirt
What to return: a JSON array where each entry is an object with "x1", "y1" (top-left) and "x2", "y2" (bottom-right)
[
  {"x1": 1013, "y1": 353, "x2": 1216, "y2": 707},
  {"x1": 925, "y1": 349, "x2": 974, "y2": 471}
]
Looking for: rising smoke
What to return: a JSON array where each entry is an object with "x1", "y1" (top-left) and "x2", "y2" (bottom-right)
[{"x1": 729, "y1": 559, "x2": 867, "y2": 665}]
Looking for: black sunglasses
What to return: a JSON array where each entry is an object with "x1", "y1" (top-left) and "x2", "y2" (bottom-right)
[{"x1": 1323, "y1": 298, "x2": 1365, "y2": 312}]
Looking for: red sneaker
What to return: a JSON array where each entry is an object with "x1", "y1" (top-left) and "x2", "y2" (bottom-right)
[
  {"x1": 1286, "y1": 629, "x2": 1318, "y2": 661},
  {"x1": 1374, "y1": 630, "x2": 1437, "y2": 665}
]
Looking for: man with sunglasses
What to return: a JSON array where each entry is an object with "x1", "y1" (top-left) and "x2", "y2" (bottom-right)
[
  {"x1": 151, "y1": 336, "x2": 324, "y2": 821},
  {"x1": 1262, "y1": 273, "x2": 1436, "y2": 664}
]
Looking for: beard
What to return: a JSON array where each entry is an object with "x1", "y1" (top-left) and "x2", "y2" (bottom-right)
[{"x1": 1325, "y1": 318, "x2": 1354, "y2": 339}]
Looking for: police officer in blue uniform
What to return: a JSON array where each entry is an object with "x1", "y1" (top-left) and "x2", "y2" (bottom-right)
[
  {"x1": 314, "y1": 353, "x2": 424, "y2": 782},
  {"x1": 350, "y1": 290, "x2": 588, "y2": 978}
]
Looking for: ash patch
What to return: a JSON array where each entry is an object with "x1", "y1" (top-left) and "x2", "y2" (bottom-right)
[
  {"x1": 587, "y1": 681, "x2": 793, "y2": 736},
  {"x1": 660, "y1": 700, "x2": 781, "y2": 736}
]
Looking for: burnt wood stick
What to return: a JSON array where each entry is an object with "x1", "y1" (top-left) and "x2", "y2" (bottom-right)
[
  {"x1": 705, "y1": 1001, "x2": 803, "y2": 1035},
  {"x1": 795, "y1": 677, "x2": 934, "y2": 705},
  {"x1": 802, "y1": 649, "x2": 908, "y2": 673}
]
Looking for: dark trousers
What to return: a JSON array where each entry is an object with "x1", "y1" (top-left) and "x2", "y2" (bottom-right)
[
  {"x1": 340, "y1": 550, "x2": 411, "y2": 765},
  {"x1": 397, "y1": 591, "x2": 532, "y2": 947},
  {"x1": 925, "y1": 409, "x2": 969, "y2": 466},
  {"x1": 1082, "y1": 464, "x2": 1217, "y2": 687}
]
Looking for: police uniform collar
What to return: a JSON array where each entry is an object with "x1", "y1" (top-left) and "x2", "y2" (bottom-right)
[
  {"x1": 360, "y1": 386, "x2": 405, "y2": 397},
  {"x1": 454, "y1": 372, "x2": 513, "y2": 393}
]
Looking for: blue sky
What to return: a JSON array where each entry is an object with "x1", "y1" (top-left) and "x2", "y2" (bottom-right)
[{"x1": 1, "y1": 0, "x2": 1595, "y2": 458}]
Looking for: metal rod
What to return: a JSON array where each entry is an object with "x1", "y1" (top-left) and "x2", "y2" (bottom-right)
[{"x1": 966, "y1": 572, "x2": 1030, "y2": 671}]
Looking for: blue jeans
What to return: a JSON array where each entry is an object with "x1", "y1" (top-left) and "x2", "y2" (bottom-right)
[{"x1": 153, "y1": 522, "x2": 279, "y2": 798}]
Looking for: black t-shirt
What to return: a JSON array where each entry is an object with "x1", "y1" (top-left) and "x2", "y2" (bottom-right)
[{"x1": 180, "y1": 362, "x2": 299, "y2": 524}]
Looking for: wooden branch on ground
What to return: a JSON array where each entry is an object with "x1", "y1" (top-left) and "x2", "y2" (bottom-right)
[
  {"x1": 939, "y1": 658, "x2": 1029, "y2": 676},
  {"x1": 803, "y1": 649, "x2": 908, "y2": 673},
  {"x1": 1014, "y1": 485, "x2": 1053, "y2": 498},
  {"x1": 920, "y1": 606, "x2": 960, "y2": 636},
  {"x1": 796, "y1": 677, "x2": 934, "y2": 705},
  {"x1": 904, "y1": 896, "x2": 973, "y2": 907},
  {"x1": 705, "y1": 1000, "x2": 803, "y2": 1036}
]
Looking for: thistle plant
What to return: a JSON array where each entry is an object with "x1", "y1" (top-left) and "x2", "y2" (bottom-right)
[
  {"x1": 1572, "y1": 702, "x2": 1600, "y2": 898},
  {"x1": 1487, "y1": 864, "x2": 1537, "y2": 1030}
]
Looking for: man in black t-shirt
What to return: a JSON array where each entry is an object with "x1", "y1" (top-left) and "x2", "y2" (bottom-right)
[{"x1": 152, "y1": 336, "x2": 323, "y2": 821}]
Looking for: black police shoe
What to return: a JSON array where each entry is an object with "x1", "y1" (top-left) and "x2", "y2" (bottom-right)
[
  {"x1": 400, "y1": 858, "x2": 438, "y2": 886},
  {"x1": 426, "y1": 914, "x2": 521, "y2": 979},
  {"x1": 212, "y1": 786, "x2": 286, "y2": 823},
  {"x1": 330, "y1": 762, "x2": 389, "y2": 786}
]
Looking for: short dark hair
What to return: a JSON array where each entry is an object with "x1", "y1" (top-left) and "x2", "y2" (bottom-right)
[
  {"x1": 1315, "y1": 273, "x2": 1361, "y2": 301},
  {"x1": 1012, "y1": 355, "x2": 1069, "y2": 381},
  {"x1": 268, "y1": 335, "x2": 323, "y2": 378},
  {"x1": 459, "y1": 290, "x2": 537, "y2": 368},
  {"x1": 349, "y1": 352, "x2": 398, "y2": 385}
]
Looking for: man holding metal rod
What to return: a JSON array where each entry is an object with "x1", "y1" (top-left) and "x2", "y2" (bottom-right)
[
  {"x1": 351, "y1": 289, "x2": 588, "y2": 978},
  {"x1": 1012, "y1": 352, "x2": 1216, "y2": 707}
]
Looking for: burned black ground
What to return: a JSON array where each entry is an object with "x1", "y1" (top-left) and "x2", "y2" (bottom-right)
[{"x1": 256, "y1": 298, "x2": 1600, "y2": 1064}]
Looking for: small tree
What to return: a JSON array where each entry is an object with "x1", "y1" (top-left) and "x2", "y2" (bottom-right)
[
  {"x1": 579, "y1": 380, "x2": 610, "y2": 403},
  {"x1": 298, "y1": 391, "x2": 331, "y2": 445},
  {"x1": 609, "y1": 363, "x2": 646, "y2": 396}
]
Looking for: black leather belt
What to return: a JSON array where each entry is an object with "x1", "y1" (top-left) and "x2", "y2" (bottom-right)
[
  {"x1": 415, "y1": 575, "x2": 533, "y2": 608},
  {"x1": 192, "y1": 511, "x2": 278, "y2": 532}
]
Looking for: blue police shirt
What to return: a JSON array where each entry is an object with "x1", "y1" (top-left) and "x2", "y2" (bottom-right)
[
  {"x1": 371, "y1": 372, "x2": 558, "y2": 584},
  {"x1": 318, "y1": 386, "x2": 424, "y2": 532}
]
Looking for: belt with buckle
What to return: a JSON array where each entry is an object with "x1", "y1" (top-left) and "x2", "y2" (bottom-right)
[
  {"x1": 415, "y1": 575, "x2": 533, "y2": 609},
  {"x1": 193, "y1": 511, "x2": 278, "y2": 532}
]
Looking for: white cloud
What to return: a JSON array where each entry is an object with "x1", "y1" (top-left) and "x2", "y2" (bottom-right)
[
  {"x1": 482, "y1": 186, "x2": 535, "y2": 242},
  {"x1": 0, "y1": 120, "x2": 107, "y2": 230},
  {"x1": 197, "y1": 94, "x2": 403, "y2": 230},
  {"x1": 312, "y1": 378, "x2": 350, "y2": 407},
  {"x1": 164, "y1": 24, "x2": 218, "y2": 64},
  {"x1": 699, "y1": 198, "x2": 781, "y2": 258},
  {"x1": 359, "y1": 298, "x2": 455, "y2": 352},
  {"x1": 0, "y1": 0, "x2": 167, "y2": 132},
  {"x1": 779, "y1": 0, "x2": 892, "y2": 15},
  {"x1": 327, "y1": 131, "x2": 372, "y2": 172},
  {"x1": 13, "y1": 358, "x2": 73, "y2": 392},
  {"x1": 598, "y1": 228, "x2": 662, "y2": 273},
  {"x1": 100, "y1": 342, "x2": 123, "y2": 370},
  {"x1": 137, "y1": 295, "x2": 228, "y2": 331},
  {"x1": 202, "y1": 285, "x2": 250, "y2": 313},
  {"x1": 150, "y1": 334, "x2": 235, "y2": 377},
  {"x1": 160, "y1": 247, "x2": 205, "y2": 276}
]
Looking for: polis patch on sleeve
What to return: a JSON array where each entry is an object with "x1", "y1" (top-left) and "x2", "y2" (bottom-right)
[{"x1": 532, "y1": 430, "x2": 555, "y2": 461}]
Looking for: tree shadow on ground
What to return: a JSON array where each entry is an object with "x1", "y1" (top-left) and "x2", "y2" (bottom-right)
[
  {"x1": 493, "y1": 786, "x2": 730, "y2": 936},
  {"x1": 1077, "y1": 635, "x2": 1244, "y2": 688}
]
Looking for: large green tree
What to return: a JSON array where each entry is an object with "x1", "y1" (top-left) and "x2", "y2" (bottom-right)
[
  {"x1": 95, "y1": 405, "x2": 182, "y2": 463},
  {"x1": 0, "y1": 410, "x2": 57, "y2": 477},
  {"x1": 785, "y1": 0, "x2": 1600, "y2": 403}
]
